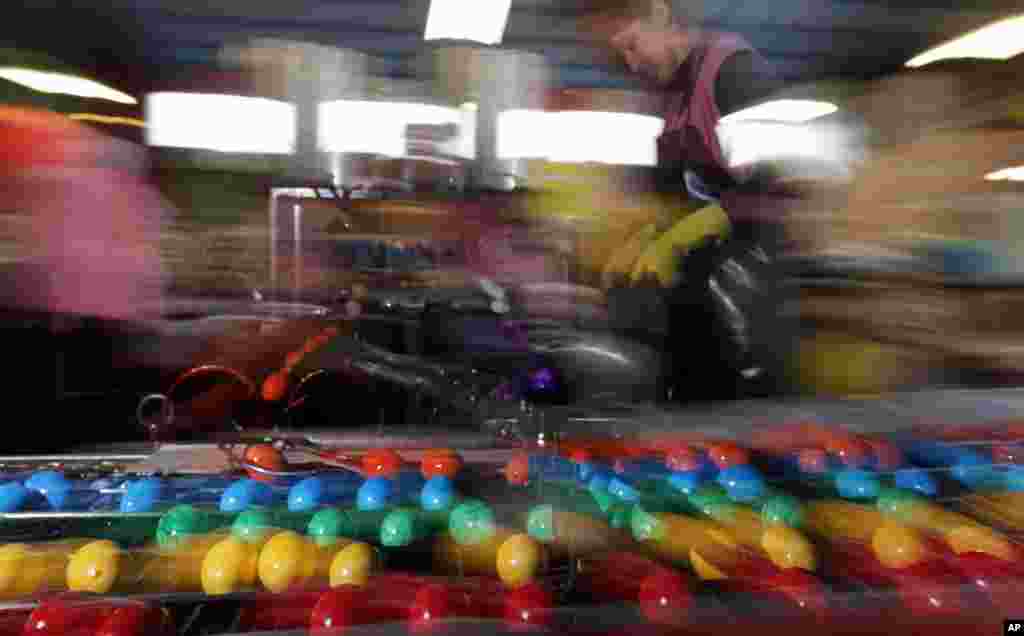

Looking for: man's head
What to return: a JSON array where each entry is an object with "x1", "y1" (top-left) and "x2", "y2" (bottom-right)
[{"x1": 589, "y1": 0, "x2": 699, "y2": 85}]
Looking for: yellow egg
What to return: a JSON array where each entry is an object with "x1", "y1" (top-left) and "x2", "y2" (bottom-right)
[
  {"x1": 258, "y1": 531, "x2": 316, "y2": 593},
  {"x1": 329, "y1": 542, "x2": 376, "y2": 587},
  {"x1": 67, "y1": 540, "x2": 121, "y2": 594},
  {"x1": 496, "y1": 534, "x2": 542, "y2": 588},
  {"x1": 871, "y1": 523, "x2": 927, "y2": 569},
  {"x1": 202, "y1": 537, "x2": 260, "y2": 595},
  {"x1": 0, "y1": 544, "x2": 27, "y2": 598},
  {"x1": 761, "y1": 525, "x2": 817, "y2": 571},
  {"x1": 690, "y1": 548, "x2": 730, "y2": 580},
  {"x1": 946, "y1": 525, "x2": 1016, "y2": 561}
]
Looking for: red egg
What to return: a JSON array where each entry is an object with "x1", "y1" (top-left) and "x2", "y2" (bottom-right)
[
  {"x1": 503, "y1": 583, "x2": 553, "y2": 628},
  {"x1": 361, "y1": 449, "x2": 404, "y2": 478},
  {"x1": 244, "y1": 443, "x2": 286, "y2": 481},
  {"x1": 706, "y1": 442, "x2": 749, "y2": 469},
  {"x1": 763, "y1": 569, "x2": 829, "y2": 619},
  {"x1": 824, "y1": 437, "x2": 870, "y2": 468},
  {"x1": 261, "y1": 371, "x2": 290, "y2": 402},
  {"x1": 891, "y1": 560, "x2": 970, "y2": 616},
  {"x1": 421, "y1": 449, "x2": 462, "y2": 480},
  {"x1": 796, "y1": 448, "x2": 829, "y2": 474},
  {"x1": 567, "y1": 448, "x2": 592, "y2": 464},
  {"x1": 409, "y1": 584, "x2": 454, "y2": 629},
  {"x1": 96, "y1": 606, "x2": 172, "y2": 636},
  {"x1": 504, "y1": 453, "x2": 531, "y2": 486},
  {"x1": 309, "y1": 586, "x2": 367, "y2": 635},
  {"x1": 665, "y1": 446, "x2": 702, "y2": 472},
  {"x1": 638, "y1": 570, "x2": 693, "y2": 624},
  {"x1": 991, "y1": 444, "x2": 1023, "y2": 465}
]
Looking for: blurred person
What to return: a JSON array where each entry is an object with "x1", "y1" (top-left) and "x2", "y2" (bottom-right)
[
  {"x1": 0, "y1": 105, "x2": 167, "y2": 449},
  {"x1": 586, "y1": 0, "x2": 798, "y2": 400}
]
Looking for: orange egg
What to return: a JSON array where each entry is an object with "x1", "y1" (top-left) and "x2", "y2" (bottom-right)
[
  {"x1": 504, "y1": 453, "x2": 530, "y2": 486},
  {"x1": 421, "y1": 449, "x2": 462, "y2": 479},
  {"x1": 362, "y1": 449, "x2": 403, "y2": 478},
  {"x1": 261, "y1": 372, "x2": 290, "y2": 402},
  {"x1": 244, "y1": 444, "x2": 286, "y2": 481},
  {"x1": 284, "y1": 351, "x2": 303, "y2": 370}
]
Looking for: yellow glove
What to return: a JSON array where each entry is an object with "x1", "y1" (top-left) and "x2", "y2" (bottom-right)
[{"x1": 630, "y1": 204, "x2": 731, "y2": 287}]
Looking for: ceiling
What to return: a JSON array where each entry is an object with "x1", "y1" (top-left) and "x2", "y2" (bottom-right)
[{"x1": 5, "y1": 0, "x2": 1024, "y2": 100}]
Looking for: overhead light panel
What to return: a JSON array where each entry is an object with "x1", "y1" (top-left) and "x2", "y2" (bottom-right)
[
  {"x1": 319, "y1": 100, "x2": 475, "y2": 158},
  {"x1": 0, "y1": 68, "x2": 136, "y2": 104},
  {"x1": 985, "y1": 165, "x2": 1024, "y2": 181},
  {"x1": 146, "y1": 92, "x2": 295, "y2": 154},
  {"x1": 907, "y1": 15, "x2": 1024, "y2": 67},
  {"x1": 424, "y1": 0, "x2": 512, "y2": 45},
  {"x1": 719, "y1": 99, "x2": 838, "y2": 124},
  {"x1": 497, "y1": 109, "x2": 662, "y2": 165}
]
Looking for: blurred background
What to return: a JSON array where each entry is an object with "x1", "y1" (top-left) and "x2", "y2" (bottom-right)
[{"x1": 3, "y1": 0, "x2": 1024, "y2": 419}]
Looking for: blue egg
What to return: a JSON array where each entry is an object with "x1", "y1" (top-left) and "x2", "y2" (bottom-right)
[
  {"x1": 950, "y1": 452, "x2": 994, "y2": 489},
  {"x1": 220, "y1": 478, "x2": 275, "y2": 513},
  {"x1": 668, "y1": 470, "x2": 702, "y2": 495},
  {"x1": 893, "y1": 468, "x2": 937, "y2": 497},
  {"x1": 575, "y1": 461, "x2": 596, "y2": 483},
  {"x1": 288, "y1": 477, "x2": 325, "y2": 512},
  {"x1": 716, "y1": 465, "x2": 765, "y2": 503},
  {"x1": 835, "y1": 469, "x2": 880, "y2": 500},
  {"x1": 394, "y1": 471, "x2": 426, "y2": 498},
  {"x1": 120, "y1": 477, "x2": 166, "y2": 513},
  {"x1": 0, "y1": 482, "x2": 31, "y2": 513},
  {"x1": 421, "y1": 476, "x2": 455, "y2": 511},
  {"x1": 357, "y1": 477, "x2": 394, "y2": 511},
  {"x1": 25, "y1": 470, "x2": 73, "y2": 510},
  {"x1": 607, "y1": 477, "x2": 638, "y2": 502},
  {"x1": 1004, "y1": 467, "x2": 1024, "y2": 492}
]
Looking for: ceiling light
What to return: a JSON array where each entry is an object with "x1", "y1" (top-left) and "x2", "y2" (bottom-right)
[
  {"x1": 985, "y1": 166, "x2": 1024, "y2": 181},
  {"x1": 146, "y1": 92, "x2": 295, "y2": 154},
  {"x1": 318, "y1": 100, "x2": 474, "y2": 158},
  {"x1": 497, "y1": 109, "x2": 662, "y2": 165},
  {"x1": 719, "y1": 99, "x2": 838, "y2": 124},
  {"x1": 424, "y1": 0, "x2": 512, "y2": 45},
  {"x1": 907, "y1": 14, "x2": 1024, "y2": 67},
  {"x1": 461, "y1": 101, "x2": 478, "y2": 111},
  {"x1": 0, "y1": 68, "x2": 136, "y2": 104}
]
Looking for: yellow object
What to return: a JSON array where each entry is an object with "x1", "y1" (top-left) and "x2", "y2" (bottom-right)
[
  {"x1": 329, "y1": 542, "x2": 377, "y2": 587},
  {"x1": 630, "y1": 204, "x2": 731, "y2": 286},
  {"x1": 796, "y1": 333, "x2": 903, "y2": 397},
  {"x1": 539, "y1": 510, "x2": 634, "y2": 556},
  {"x1": 257, "y1": 530, "x2": 348, "y2": 593},
  {"x1": 960, "y1": 492, "x2": 1024, "y2": 531},
  {"x1": 496, "y1": 533, "x2": 543, "y2": 588},
  {"x1": 946, "y1": 524, "x2": 1016, "y2": 561},
  {"x1": 202, "y1": 536, "x2": 264, "y2": 595},
  {"x1": 0, "y1": 541, "x2": 86, "y2": 599},
  {"x1": 805, "y1": 501, "x2": 884, "y2": 544},
  {"x1": 871, "y1": 523, "x2": 927, "y2": 569},
  {"x1": 636, "y1": 512, "x2": 744, "y2": 579},
  {"x1": 434, "y1": 529, "x2": 546, "y2": 588},
  {"x1": 67, "y1": 540, "x2": 124, "y2": 594},
  {"x1": 760, "y1": 524, "x2": 817, "y2": 571},
  {"x1": 882, "y1": 499, "x2": 1016, "y2": 561}
]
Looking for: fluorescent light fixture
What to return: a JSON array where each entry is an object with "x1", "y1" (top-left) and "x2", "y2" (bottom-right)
[
  {"x1": 716, "y1": 120, "x2": 857, "y2": 175},
  {"x1": 424, "y1": 0, "x2": 511, "y2": 45},
  {"x1": 461, "y1": 101, "x2": 479, "y2": 111},
  {"x1": 985, "y1": 165, "x2": 1024, "y2": 181},
  {"x1": 68, "y1": 113, "x2": 146, "y2": 127},
  {"x1": 318, "y1": 100, "x2": 474, "y2": 158},
  {"x1": 0, "y1": 67, "x2": 137, "y2": 104},
  {"x1": 907, "y1": 15, "x2": 1024, "y2": 67},
  {"x1": 497, "y1": 109, "x2": 662, "y2": 165},
  {"x1": 719, "y1": 99, "x2": 838, "y2": 124},
  {"x1": 146, "y1": 92, "x2": 295, "y2": 154}
]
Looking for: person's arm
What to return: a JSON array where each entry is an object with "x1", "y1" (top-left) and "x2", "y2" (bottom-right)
[{"x1": 714, "y1": 51, "x2": 781, "y2": 117}]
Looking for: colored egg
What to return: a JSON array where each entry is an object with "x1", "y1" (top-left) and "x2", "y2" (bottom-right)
[
  {"x1": 705, "y1": 443, "x2": 749, "y2": 469},
  {"x1": 329, "y1": 541, "x2": 376, "y2": 586},
  {"x1": 257, "y1": 531, "x2": 316, "y2": 593},
  {"x1": 66, "y1": 540, "x2": 121, "y2": 593},
  {"x1": 950, "y1": 452, "x2": 995, "y2": 488},
  {"x1": 945, "y1": 524, "x2": 1016, "y2": 561},
  {"x1": 0, "y1": 482, "x2": 32, "y2": 513},
  {"x1": 1004, "y1": 466, "x2": 1024, "y2": 492},
  {"x1": 688, "y1": 486, "x2": 730, "y2": 517},
  {"x1": 893, "y1": 468, "x2": 938, "y2": 497},
  {"x1": 761, "y1": 494, "x2": 804, "y2": 527},
  {"x1": 420, "y1": 449, "x2": 462, "y2": 480},
  {"x1": 420, "y1": 476, "x2": 454, "y2": 511},
  {"x1": 871, "y1": 522, "x2": 927, "y2": 569},
  {"x1": 260, "y1": 372, "x2": 290, "y2": 403},
  {"x1": 865, "y1": 439, "x2": 903, "y2": 471},
  {"x1": 638, "y1": 570, "x2": 692, "y2": 624},
  {"x1": 25, "y1": 471, "x2": 72, "y2": 510},
  {"x1": 448, "y1": 499, "x2": 496, "y2": 545},
  {"x1": 121, "y1": 478, "x2": 165, "y2": 513},
  {"x1": 835, "y1": 469, "x2": 880, "y2": 500},
  {"x1": 665, "y1": 446, "x2": 702, "y2": 472},
  {"x1": 244, "y1": 444, "x2": 286, "y2": 482},
  {"x1": 221, "y1": 479, "x2": 275, "y2": 513},
  {"x1": 796, "y1": 448, "x2": 829, "y2": 474},
  {"x1": 760, "y1": 524, "x2": 817, "y2": 571},
  {"x1": 503, "y1": 582, "x2": 553, "y2": 627},
  {"x1": 362, "y1": 449, "x2": 403, "y2": 478},
  {"x1": 715, "y1": 465, "x2": 764, "y2": 503},
  {"x1": 607, "y1": 477, "x2": 638, "y2": 502},
  {"x1": 356, "y1": 477, "x2": 393, "y2": 511},
  {"x1": 825, "y1": 438, "x2": 870, "y2": 468},
  {"x1": 667, "y1": 470, "x2": 702, "y2": 495},
  {"x1": 504, "y1": 454, "x2": 530, "y2": 486},
  {"x1": 992, "y1": 444, "x2": 1024, "y2": 465},
  {"x1": 496, "y1": 533, "x2": 543, "y2": 588},
  {"x1": 202, "y1": 536, "x2": 260, "y2": 595}
]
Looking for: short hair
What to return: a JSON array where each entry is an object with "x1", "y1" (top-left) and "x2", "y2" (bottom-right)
[{"x1": 583, "y1": 0, "x2": 701, "y2": 28}]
